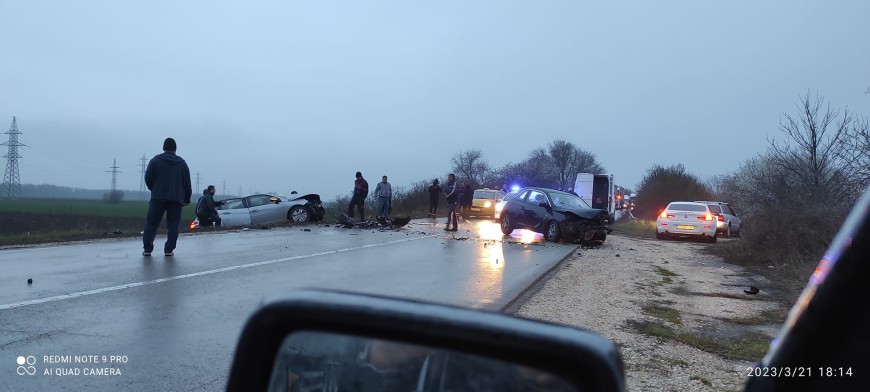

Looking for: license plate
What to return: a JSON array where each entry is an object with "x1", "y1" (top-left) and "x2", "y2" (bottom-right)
[
  {"x1": 471, "y1": 207, "x2": 481, "y2": 211},
  {"x1": 676, "y1": 225, "x2": 695, "y2": 230}
]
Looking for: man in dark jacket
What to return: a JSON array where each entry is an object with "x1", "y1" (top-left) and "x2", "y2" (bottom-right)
[
  {"x1": 427, "y1": 179, "x2": 441, "y2": 218},
  {"x1": 195, "y1": 185, "x2": 226, "y2": 228},
  {"x1": 142, "y1": 138, "x2": 192, "y2": 257},
  {"x1": 347, "y1": 171, "x2": 369, "y2": 221},
  {"x1": 459, "y1": 181, "x2": 473, "y2": 220},
  {"x1": 444, "y1": 174, "x2": 459, "y2": 231}
]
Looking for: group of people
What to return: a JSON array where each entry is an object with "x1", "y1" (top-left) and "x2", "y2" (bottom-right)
[
  {"x1": 346, "y1": 172, "x2": 393, "y2": 221},
  {"x1": 139, "y1": 136, "x2": 511, "y2": 256},
  {"x1": 347, "y1": 172, "x2": 480, "y2": 232}
]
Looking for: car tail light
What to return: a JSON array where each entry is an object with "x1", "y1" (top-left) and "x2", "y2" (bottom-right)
[
  {"x1": 659, "y1": 211, "x2": 675, "y2": 219},
  {"x1": 697, "y1": 212, "x2": 714, "y2": 221},
  {"x1": 717, "y1": 215, "x2": 724, "y2": 222}
]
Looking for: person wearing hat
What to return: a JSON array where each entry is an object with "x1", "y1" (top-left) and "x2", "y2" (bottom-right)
[{"x1": 142, "y1": 137, "x2": 192, "y2": 257}]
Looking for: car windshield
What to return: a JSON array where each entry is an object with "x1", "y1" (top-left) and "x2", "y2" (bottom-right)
[
  {"x1": 473, "y1": 190, "x2": 498, "y2": 199},
  {"x1": 707, "y1": 204, "x2": 722, "y2": 214},
  {"x1": 549, "y1": 192, "x2": 590, "y2": 209}
]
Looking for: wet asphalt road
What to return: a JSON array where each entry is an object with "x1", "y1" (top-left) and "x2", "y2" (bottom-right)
[{"x1": 0, "y1": 219, "x2": 577, "y2": 391}]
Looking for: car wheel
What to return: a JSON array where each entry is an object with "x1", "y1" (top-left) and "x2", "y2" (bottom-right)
[
  {"x1": 544, "y1": 221, "x2": 561, "y2": 242},
  {"x1": 500, "y1": 215, "x2": 513, "y2": 235},
  {"x1": 289, "y1": 206, "x2": 310, "y2": 223},
  {"x1": 707, "y1": 235, "x2": 717, "y2": 244},
  {"x1": 725, "y1": 224, "x2": 732, "y2": 238},
  {"x1": 656, "y1": 231, "x2": 666, "y2": 240}
]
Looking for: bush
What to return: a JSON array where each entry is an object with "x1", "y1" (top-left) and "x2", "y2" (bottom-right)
[{"x1": 634, "y1": 164, "x2": 711, "y2": 220}]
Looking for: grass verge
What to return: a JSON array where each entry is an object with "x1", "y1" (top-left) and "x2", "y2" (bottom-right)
[
  {"x1": 611, "y1": 218, "x2": 657, "y2": 239},
  {"x1": 627, "y1": 320, "x2": 770, "y2": 361}
]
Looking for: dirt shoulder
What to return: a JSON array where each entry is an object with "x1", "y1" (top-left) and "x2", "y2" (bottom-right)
[{"x1": 515, "y1": 234, "x2": 789, "y2": 391}]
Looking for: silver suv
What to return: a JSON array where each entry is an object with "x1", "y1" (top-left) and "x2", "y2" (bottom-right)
[{"x1": 695, "y1": 201, "x2": 742, "y2": 238}]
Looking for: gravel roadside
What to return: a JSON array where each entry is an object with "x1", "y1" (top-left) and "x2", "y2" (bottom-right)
[{"x1": 515, "y1": 234, "x2": 786, "y2": 391}]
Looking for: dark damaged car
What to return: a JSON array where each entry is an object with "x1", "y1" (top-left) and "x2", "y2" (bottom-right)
[
  {"x1": 190, "y1": 193, "x2": 325, "y2": 230},
  {"x1": 498, "y1": 187, "x2": 610, "y2": 244}
]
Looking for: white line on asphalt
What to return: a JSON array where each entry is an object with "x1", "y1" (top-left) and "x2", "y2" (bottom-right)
[{"x1": 0, "y1": 235, "x2": 437, "y2": 310}]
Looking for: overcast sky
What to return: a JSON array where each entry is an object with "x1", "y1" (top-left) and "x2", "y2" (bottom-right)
[{"x1": 2, "y1": 0, "x2": 868, "y2": 200}]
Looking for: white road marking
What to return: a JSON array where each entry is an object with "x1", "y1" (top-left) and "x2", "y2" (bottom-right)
[{"x1": 0, "y1": 235, "x2": 436, "y2": 310}]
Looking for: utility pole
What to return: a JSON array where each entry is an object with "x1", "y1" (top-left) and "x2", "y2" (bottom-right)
[
  {"x1": 238, "y1": 185, "x2": 242, "y2": 197},
  {"x1": 195, "y1": 171, "x2": 201, "y2": 192},
  {"x1": 107, "y1": 159, "x2": 121, "y2": 193},
  {"x1": 222, "y1": 180, "x2": 227, "y2": 196},
  {"x1": 2, "y1": 117, "x2": 25, "y2": 199},
  {"x1": 138, "y1": 154, "x2": 147, "y2": 200}
]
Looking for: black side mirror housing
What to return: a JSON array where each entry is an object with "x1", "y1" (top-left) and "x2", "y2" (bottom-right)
[{"x1": 226, "y1": 290, "x2": 625, "y2": 391}]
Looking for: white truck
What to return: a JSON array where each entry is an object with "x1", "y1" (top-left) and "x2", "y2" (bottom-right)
[{"x1": 573, "y1": 173, "x2": 618, "y2": 223}]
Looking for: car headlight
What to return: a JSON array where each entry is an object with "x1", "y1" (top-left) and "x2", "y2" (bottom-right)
[
  {"x1": 484, "y1": 201, "x2": 492, "y2": 208},
  {"x1": 495, "y1": 203, "x2": 503, "y2": 212}
]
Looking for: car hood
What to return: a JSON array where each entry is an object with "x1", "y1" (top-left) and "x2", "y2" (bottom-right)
[{"x1": 554, "y1": 206, "x2": 608, "y2": 220}]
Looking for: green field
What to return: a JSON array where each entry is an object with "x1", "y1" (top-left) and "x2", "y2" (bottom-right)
[{"x1": 0, "y1": 198, "x2": 198, "y2": 246}]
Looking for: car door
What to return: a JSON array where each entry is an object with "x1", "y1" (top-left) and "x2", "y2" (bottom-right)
[
  {"x1": 216, "y1": 198, "x2": 251, "y2": 227},
  {"x1": 246, "y1": 195, "x2": 286, "y2": 226},
  {"x1": 523, "y1": 190, "x2": 552, "y2": 231},
  {"x1": 504, "y1": 190, "x2": 530, "y2": 227}
]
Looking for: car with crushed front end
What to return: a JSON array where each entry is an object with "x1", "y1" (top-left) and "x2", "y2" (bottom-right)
[
  {"x1": 498, "y1": 187, "x2": 610, "y2": 244},
  {"x1": 655, "y1": 201, "x2": 718, "y2": 243},
  {"x1": 190, "y1": 193, "x2": 324, "y2": 230}
]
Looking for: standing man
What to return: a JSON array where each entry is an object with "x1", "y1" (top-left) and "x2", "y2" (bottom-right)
[
  {"x1": 347, "y1": 171, "x2": 369, "y2": 221},
  {"x1": 142, "y1": 137, "x2": 192, "y2": 257},
  {"x1": 195, "y1": 185, "x2": 226, "y2": 228},
  {"x1": 444, "y1": 174, "x2": 459, "y2": 231},
  {"x1": 460, "y1": 181, "x2": 473, "y2": 220},
  {"x1": 374, "y1": 175, "x2": 392, "y2": 219},
  {"x1": 427, "y1": 179, "x2": 441, "y2": 218}
]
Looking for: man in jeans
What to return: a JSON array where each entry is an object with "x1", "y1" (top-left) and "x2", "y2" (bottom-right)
[
  {"x1": 142, "y1": 138, "x2": 192, "y2": 257},
  {"x1": 374, "y1": 175, "x2": 392, "y2": 219}
]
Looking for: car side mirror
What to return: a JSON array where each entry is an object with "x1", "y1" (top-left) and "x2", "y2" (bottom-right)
[
  {"x1": 226, "y1": 290, "x2": 625, "y2": 392},
  {"x1": 269, "y1": 197, "x2": 281, "y2": 204}
]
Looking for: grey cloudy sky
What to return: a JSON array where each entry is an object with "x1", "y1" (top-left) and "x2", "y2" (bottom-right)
[{"x1": 2, "y1": 0, "x2": 868, "y2": 200}]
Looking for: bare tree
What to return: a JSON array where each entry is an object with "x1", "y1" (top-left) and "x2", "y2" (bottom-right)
[
  {"x1": 838, "y1": 116, "x2": 870, "y2": 192},
  {"x1": 546, "y1": 139, "x2": 606, "y2": 189},
  {"x1": 768, "y1": 92, "x2": 854, "y2": 206},
  {"x1": 450, "y1": 149, "x2": 490, "y2": 185},
  {"x1": 548, "y1": 139, "x2": 575, "y2": 188}
]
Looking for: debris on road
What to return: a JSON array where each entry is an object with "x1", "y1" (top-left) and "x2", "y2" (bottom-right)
[
  {"x1": 744, "y1": 286, "x2": 760, "y2": 295},
  {"x1": 336, "y1": 214, "x2": 411, "y2": 231},
  {"x1": 27, "y1": 278, "x2": 33, "y2": 285}
]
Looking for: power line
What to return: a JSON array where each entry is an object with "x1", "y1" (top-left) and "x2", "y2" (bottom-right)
[
  {"x1": 2, "y1": 117, "x2": 25, "y2": 199},
  {"x1": 138, "y1": 154, "x2": 147, "y2": 200}
]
